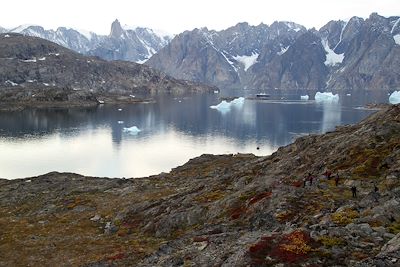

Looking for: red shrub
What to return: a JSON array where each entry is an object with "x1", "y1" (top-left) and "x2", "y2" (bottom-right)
[{"x1": 248, "y1": 191, "x2": 272, "y2": 205}]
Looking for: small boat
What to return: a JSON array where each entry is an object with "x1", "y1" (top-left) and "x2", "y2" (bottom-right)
[{"x1": 256, "y1": 93, "x2": 270, "y2": 98}]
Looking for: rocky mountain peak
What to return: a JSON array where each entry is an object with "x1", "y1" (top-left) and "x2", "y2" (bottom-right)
[{"x1": 110, "y1": 19, "x2": 124, "y2": 38}]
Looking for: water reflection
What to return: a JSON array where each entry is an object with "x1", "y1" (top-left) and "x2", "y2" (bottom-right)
[
  {"x1": 0, "y1": 92, "x2": 383, "y2": 179},
  {"x1": 320, "y1": 102, "x2": 341, "y2": 133}
]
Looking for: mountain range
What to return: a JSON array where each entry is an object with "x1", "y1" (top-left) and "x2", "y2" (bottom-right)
[
  {"x1": 147, "y1": 13, "x2": 400, "y2": 91},
  {"x1": 2, "y1": 13, "x2": 400, "y2": 91},
  {"x1": 7, "y1": 19, "x2": 171, "y2": 63}
]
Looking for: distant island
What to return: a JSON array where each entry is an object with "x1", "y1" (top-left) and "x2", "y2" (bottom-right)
[{"x1": 0, "y1": 33, "x2": 216, "y2": 111}]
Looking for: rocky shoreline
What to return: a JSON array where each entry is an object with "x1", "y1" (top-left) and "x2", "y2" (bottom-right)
[{"x1": 1, "y1": 105, "x2": 399, "y2": 266}]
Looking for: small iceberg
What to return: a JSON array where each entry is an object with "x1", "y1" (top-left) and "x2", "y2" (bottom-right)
[
  {"x1": 346, "y1": 93, "x2": 351, "y2": 96},
  {"x1": 300, "y1": 95, "x2": 309, "y2": 100},
  {"x1": 117, "y1": 121, "x2": 124, "y2": 124},
  {"x1": 118, "y1": 108, "x2": 122, "y2": 111},
  {"x1": 389, "y1": 91, "x2": 400, "y2": 104},
  {"x1": 122, "y1": 126, "x2": 141, "y2": 135},
  {"x1": 315, "y1": 92, "x2": 339, "y2": 103},
  {"x1": 210, "y1": 97, "x2": 245, "y2": 113}
]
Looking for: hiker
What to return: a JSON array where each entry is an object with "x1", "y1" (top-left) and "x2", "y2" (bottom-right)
[
  {"x1": 303, "y1": 177, "x2": 307, "y2": 187},
  {"x1": 308, "y1": 173, "x2": 313, "y2": 186},
  {"x1": 373, "y1": 184, "x2": 379, "y2": 202},
  {"x1": 324, "y1": 170, "x2": 332, "y2": 180},
  {"x1": 335, "y1": 174, "x2": 339, "y2": 186},
  {"x1": 351, "y1": 186, "x2": 357, "y2": 198}
]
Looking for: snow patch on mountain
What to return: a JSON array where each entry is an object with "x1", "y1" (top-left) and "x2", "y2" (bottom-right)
[
  {"x1": 277, "y1": 45, "x2": 290, "y2": 56},
  {"x1": 11, "y1": 24, "x2": 37, "y2": 33},
  {"x1": 76, "y1": 28, "x2": 93, "y2": 40},
  {"x1": 233, "y1": 52, "x2": 259, "y2": 71},
  {"x1": 391, "y1": 18, "x2": 400, "y2": 34},
  {"x1": 222, "y1": 51, "x2": 238, "y2": 72},
  {"x1": 322, "y1": 39, "x2": 344, "y2": 66},
  {"x1": 333, "y1": 20, "x2": 349, "y2": 51},
  {"x1": 394, "y1": 34, "x2": 400, "y2": 45}
]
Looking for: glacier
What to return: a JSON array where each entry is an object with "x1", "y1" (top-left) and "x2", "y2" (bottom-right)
[
  {"x1": 389, "y1": 91, "x2": 400, "y2": 104},
  {"x1": 322, "y1": 39, "x2": 344, "y2": 66},
  {"x1": 233, "y1": 53, "x2": 259, "y2": 71},
  {"x1": 315, "y1": 92, "x2": 339, "y2": 103}
]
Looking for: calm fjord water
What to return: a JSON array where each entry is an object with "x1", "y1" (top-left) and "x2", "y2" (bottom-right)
[{"x1": 0, "y1": 91, "x2": 388, "y2": 179}]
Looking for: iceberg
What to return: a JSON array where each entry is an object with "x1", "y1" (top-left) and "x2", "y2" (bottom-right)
[
  {"x1": 389, "y1": 91, "x2": 400, "y2": 104},
  {"x1": 315, "y1": 92, "x2": 339, "y2": 103},
  {"x1": 300, "y1": 95, "x2": 309, "y2": 100},
  {"x1": 210, "y1": 97, "x2": 245, "y2": 113},
  {"x1": 122, "y1": 126, "x2": 141, "y2": 135}
]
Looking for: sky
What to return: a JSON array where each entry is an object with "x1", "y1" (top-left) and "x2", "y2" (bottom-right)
[{"x1": 1, "y1": 0, "x2": 399, "y2": 35}]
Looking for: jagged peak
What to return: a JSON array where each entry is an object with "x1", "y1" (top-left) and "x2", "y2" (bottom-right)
[{"x1": 110, "y1": 19, "x2": 124, "y2": 38}]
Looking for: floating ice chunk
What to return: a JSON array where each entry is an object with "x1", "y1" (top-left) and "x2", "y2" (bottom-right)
[
  {"x1": 4, "y1": 34, "x2": 10, "y2": 38},
  {"x1": 346, "y1": 93, "x2": 351, "y2": 96},
  {"x1": 210, "y1": 97, "x2": 245, "y2": 113},
  {"x1": 118, "y1": 108, "x2": 122, "y2": 111},
  {"x1": 117, "y1": 121, "x2": 124, "y2": 124},
  {"x1": 389, "y1": 91, "x2": 400, "y2": 104},
  {"x1": 43, "y1": 83, "x2": 49, "y2": 86},
  {"x1": 214, "y1": 90, "x2": 219, "y2": 94},
  {"x1": 300, "y1": 95, "x2": 309, "y2": 100},
  {"x1": 123, "y1": 126, "x2": 141, "y2": 135},
  {"x1": 129, "y1": 94, "x2": 135, "y2": 98},
  {"x1": 38, "y1": 57, "x2": 46, "y2": 61},
  {"x1": 315, "y1": 92, "x2": 339, "y2": 103}
]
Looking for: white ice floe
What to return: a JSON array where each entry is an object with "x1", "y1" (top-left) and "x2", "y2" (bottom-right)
[
  {"x1": 210, "y1": 97, "x2": 245, "y2": 113},
  {"x1": 389, "y1": 91, "x2": 400, "y2": 104},
  {"x1": 300, "y1": 95, "x2": 309, "y2": 100},
  {"x1": 346, "y1": 93, "x2": 351, "y2": 96},
  {"x1": 129, "y1": 94, "x2": 135, "y2": 98},
  {"x1": 122, "y1": 126, "x2": 141, "y2": 135},
  {"x1": 4, "y1": 34, "x2": 10, "y2": 38},
  {"x1": 117, "y1": 121, "x2": 124, "y2": 124},
  {"x1": 38, "y1": 57, "x2": 46, "y2": 61},
  {"x1": 43, "y1": 83, "x2": 49, "y2": 86},
  {"x1": 118, "y1": 108, "x2": 122, "y2": 111},
  {"x1": 315, "y1": 92, "x2": 339, "y2": 103},
  {"x1": 214, "y1": 90, "x2": 219, "y2": 94}
]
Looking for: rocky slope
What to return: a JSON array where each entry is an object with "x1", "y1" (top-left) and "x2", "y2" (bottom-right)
[
  {"x1": 147, "y1": 13, "x2": 400, "y2": 91},
  {"x1": 1, "y1": 105, "x2": 399, "y2": 266},
  {"x1": 9, "y1": 20, "x2": 171, "y2": 63},
  {"x1": 0, "y1": 33, "x2": 215, "y2": 110}
]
